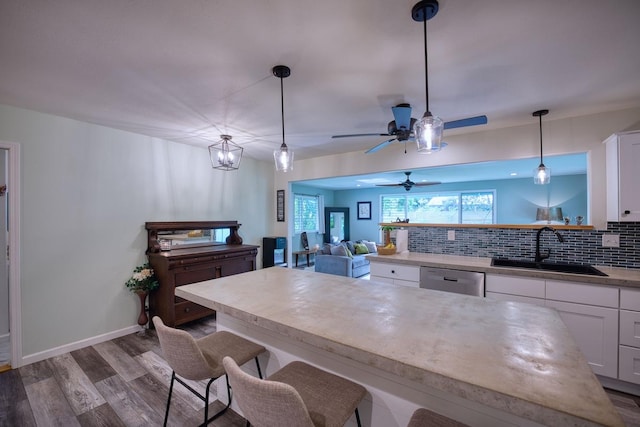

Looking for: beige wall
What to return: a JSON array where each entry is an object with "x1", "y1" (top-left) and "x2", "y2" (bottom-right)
[
  {"x1": 0, "y1": 104, "x2": 273, "y2": 360},
  {"x1": 275, "y1": 107, "x2": 640, "y2": 230}
]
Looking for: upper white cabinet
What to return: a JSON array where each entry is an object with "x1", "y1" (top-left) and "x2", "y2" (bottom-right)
[{"x1": 605, "y1": 130, "x2": 640, "y2": 222}]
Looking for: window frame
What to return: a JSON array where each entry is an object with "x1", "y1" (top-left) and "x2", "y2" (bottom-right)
[{"x1": 293, "y1": 193, "x2": 321, "y2": 234}]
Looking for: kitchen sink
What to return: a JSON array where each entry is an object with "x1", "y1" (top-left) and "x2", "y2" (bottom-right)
[{"x1": 491, "y1": 258, "x2": 607, "y2": 276}]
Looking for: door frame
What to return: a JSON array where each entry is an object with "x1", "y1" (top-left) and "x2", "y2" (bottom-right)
[{"x1": 0, "y1": 141, "x2": 21, "y2": 367}]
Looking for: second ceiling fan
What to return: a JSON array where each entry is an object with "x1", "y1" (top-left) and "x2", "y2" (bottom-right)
[{"x1": 376, "y1": 171, "x2": 441, "y2": 191}]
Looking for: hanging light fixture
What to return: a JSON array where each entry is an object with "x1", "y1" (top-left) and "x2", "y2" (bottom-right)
[
  {"x1": 208, "y1": 134, "x2": 243, "y2": 171},
  {"x1": 273, "y1": 65, "x2": 294, "y2": 172},
  {"x1": 532, "y1": 109, "x2": 550, "y2": 184},
  {"x1": 412, "y1": 0, "x2": 444, "y2": 154}
]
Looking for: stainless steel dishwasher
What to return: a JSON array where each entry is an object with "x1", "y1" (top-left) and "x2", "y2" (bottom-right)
[{"x1": 419, "y1": 267, "x2": 485, "y2": 297}]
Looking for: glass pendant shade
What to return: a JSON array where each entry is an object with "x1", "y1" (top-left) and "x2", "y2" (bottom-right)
[
  {"x1": 534, "y1": 164, "x2": 551, "y2": 185},
  {"x1": 274, "y1": 142, "x2": 294, "y2": 172},
  {"x1": 415, "y1": 113, "x2": 444, "y2": 153},
  {"x1": 208, "y1": 135, "x2": 242, "y2": 171}
]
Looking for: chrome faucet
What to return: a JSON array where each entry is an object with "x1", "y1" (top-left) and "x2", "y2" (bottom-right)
[{"x1": 535, "y1": 226, "x2": 565, "y2": 263}]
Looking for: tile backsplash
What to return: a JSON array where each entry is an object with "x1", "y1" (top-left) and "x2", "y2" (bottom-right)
[{"x1": 407, "y1": 222, "x2": 640, "y2": 268}]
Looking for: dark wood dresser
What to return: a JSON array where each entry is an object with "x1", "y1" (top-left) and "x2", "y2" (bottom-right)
[{"x1": 146, "y1": 221, "x2": 258, "y2": 327}]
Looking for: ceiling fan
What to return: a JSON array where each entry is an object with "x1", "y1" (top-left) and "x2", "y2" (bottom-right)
[
  {"x1": 331, "y1": 103, "x2": 487, "y2": 154},
  {"x1": 376, "y1": 171, "x2": 441, "y2": 191}
]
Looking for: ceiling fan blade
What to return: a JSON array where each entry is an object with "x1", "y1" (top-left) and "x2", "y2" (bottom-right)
[
  {"x1": 332, "y1": 133, "x2": 389, "y2": 139},
  {"x1": 391, "y1": 104, "x2": 412, "y2": 130},
  {"x1": 443, "y1": 115, "x2": 488, "y2": 130},
  {"x1": 365, "y1": 138, "x2": 397, "y2": 154},
  {"x1": 375, "y1": 183, "x2": 404, "y2": 187},
  {"x1": 413, "y1": 181, "x2": 442, "y2": 186}
]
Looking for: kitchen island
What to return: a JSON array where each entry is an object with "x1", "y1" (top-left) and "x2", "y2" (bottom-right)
[{"x1": 176, "y1": 267, "x2": 623, "y2": 427}]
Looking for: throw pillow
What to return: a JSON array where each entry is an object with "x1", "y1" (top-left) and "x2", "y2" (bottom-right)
[
  {"x1": 330, "y1": 245, "x2": 347, "y2": 257},
  {"x1": 343, "y1": 240, "x2": 355, "y2": 254},
  {"x1": 343, "y1": 246, "x2": 354, "y2": 258},
  {"x1": 353, "y1": 243, "x2": 369, "y2": 255},
  {"x1": 362, "y1": 240, "x2": 377, "y2": 253},
  {"x1": 322, "y1": 243, "x2": 333, "y2": 255}
]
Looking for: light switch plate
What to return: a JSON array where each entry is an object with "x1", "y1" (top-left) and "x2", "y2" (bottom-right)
[
  {"x1": 447, "y1": 230, "x2": 455, "y2": 241},
  {"x1": 602, "y1": 234, "x2": 620, "y2": 248}
]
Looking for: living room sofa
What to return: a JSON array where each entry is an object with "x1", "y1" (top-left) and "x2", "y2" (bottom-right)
[{"x1": 314, "y1": 240, "x2": 376, "y2": 278}]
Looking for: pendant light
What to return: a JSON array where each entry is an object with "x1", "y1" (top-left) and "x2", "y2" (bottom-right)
[
  {"x1": 208, "y1": 134, "x2": 243, "y2": 171},
  {"x1": 533, "y1": 109, "x2": 550, "y2": 184},
  {"x1": 273, "y1": 65, "x2": 294, "y2": 172},
  {"x1": 412, "y1": 0, "x2": 444, "y2": 154}
]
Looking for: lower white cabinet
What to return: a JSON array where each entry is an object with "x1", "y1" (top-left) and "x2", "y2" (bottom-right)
[
  {"x1": 619, "y1": 288, "x2": 640, "y2": 385},
  {"x1": 545, "y1": 299, "x2": 619, "y2": 378},
  {"x1": 370, "y1": 262, "x2": 420, "y2": 288},
  {"x1": 486, "y1": 274, "x2": 620, "y2": 378}
]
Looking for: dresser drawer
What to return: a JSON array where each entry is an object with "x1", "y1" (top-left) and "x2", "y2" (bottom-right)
[
  {"x1": 619, "y1": 345, "x2": 640, "y2": 385},
  {"x1": 174, "y1": 300, "x2": 214, "y2": 324},
  {"x1": 370, "y1": 263, "x2": 420, "y2": 282}
]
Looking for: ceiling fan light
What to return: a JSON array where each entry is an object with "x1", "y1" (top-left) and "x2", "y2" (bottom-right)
[
  {"x1": 415, "y1": 113, "x2": 444, "y2": 153},
  {"x1": 534, "y1": 164, "x2": 551, "y2": 185},
  {"x1": 208, "y1": 134, "x2": 243, "y2": 171},
  {"x1": 274, "y1": 142, "x2": 294, "y2": 172}
]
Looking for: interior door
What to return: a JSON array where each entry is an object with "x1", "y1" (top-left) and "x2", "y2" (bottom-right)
[{"x1": 0, "y1": 149, "x2": 8, "y2": 368}]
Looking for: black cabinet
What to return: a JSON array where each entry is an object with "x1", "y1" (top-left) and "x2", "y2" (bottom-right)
[{"x1": 263, "y1": 237, "x2": 286, "y2": 267}]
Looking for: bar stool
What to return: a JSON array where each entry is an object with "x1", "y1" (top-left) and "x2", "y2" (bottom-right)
[
  {"x1": 152, "y1": 316, "x2": 266, "y2": 426},
  {"x1": 223, "y1": 356, "x2": 367, "y2": 427},
  {"x1": 407, "y1": 407, "x2": 470, "y2": 427}
]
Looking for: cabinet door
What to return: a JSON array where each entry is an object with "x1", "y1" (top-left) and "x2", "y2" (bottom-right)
[
  {"x1": 619, "y1": 133, "x2": 640, "y2": 221},
  {"x1": 546, "y1": 300, "x2": 618, "y2": 378}
]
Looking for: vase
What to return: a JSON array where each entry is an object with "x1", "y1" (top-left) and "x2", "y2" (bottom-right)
[{"x1": 136, "y1": 291, "x2": 149, "y2": 327}]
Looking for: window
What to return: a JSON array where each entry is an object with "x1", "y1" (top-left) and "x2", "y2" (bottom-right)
[
  {"x1": 381, "y1": 191, "x2": 495, "y2": 224},
  {"x1": 294, "y1": 194, "x2": 321, "y2": 233}
]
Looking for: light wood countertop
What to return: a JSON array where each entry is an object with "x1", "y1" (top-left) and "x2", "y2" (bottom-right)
[{"x1": 176, "y1": 268, "x2": 623, "y2": 426}]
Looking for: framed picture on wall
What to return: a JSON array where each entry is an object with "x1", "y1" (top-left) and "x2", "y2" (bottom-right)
[
  {"x1": 357, "y1": 201, "x2": 371, "y2": 220},
  {"x1": 276, "y1": 190, "x2": 285, "y2": 222}
]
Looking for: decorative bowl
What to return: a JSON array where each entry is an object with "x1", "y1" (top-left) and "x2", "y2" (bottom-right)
[{"x1": 376, "y1": 245, "x2": 397, "y2": 255}]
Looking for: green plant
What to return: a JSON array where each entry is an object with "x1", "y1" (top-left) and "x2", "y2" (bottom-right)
[
  {"x1": 380, "y1": 225, "x2": 396, "y2": 232},
  {"x1": 125, "y1": 263, "x2": 159, "y2": 293}
]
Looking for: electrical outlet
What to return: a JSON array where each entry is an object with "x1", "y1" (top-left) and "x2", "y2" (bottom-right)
[
  {"x1": 602, "y1": 234, "x2": 620, "y2": 248},
  {"x1": 447, "y1": 230, "x2": 455, "y2": 241}
]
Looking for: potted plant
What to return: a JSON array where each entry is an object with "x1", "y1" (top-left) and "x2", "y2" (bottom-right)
[
  {"x1": 380, "y1": 225, "x2": 395, "y2": 246},
  {"x1": 125, "y1": 263, "x2": 159, "y2": 327}
]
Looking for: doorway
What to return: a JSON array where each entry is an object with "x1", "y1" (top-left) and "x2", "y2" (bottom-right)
[
  {"x1": 0, "y1": 141, "x2": 20, "y2": 371},
  {"x1": 0, "y1": 149, "x2": 7, "y2": 371},
  {"x1": 324, "y1": 207, "x2": 350, "y2": 244}
]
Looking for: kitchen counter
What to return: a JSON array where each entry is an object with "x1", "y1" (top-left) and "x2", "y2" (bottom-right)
[
  {"x1": 367, "y1": 252, "x2": 640, "y2": 288},
  {"x1": 176, "y1": 267, "x2": 623, "y2": 426}
]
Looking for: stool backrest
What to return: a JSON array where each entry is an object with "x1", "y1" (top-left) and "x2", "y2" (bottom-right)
[
  {"x1": 152, "y1": 316, "x2": 216, "y2": 380},
  {"x1": 223, "y1": 356, "x2": 314, "y2": 427}
]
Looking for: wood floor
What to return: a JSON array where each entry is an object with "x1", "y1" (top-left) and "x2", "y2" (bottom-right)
[{"x1": 2, "y1": 315, "x2": 640, "y2": 426}]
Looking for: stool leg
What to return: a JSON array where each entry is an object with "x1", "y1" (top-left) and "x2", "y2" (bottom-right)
[{"x1": 355, "y1": 408, "x2": 362, "y2": 427}]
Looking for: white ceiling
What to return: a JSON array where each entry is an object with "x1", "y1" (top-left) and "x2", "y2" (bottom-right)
[{"x1": 1, "y1": 0, "x2": 639, "y2": 164}]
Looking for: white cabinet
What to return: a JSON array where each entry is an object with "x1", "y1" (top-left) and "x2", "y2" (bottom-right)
[
  {"x1": 370, "y1": 262, "x2": 420, "y2": 288},
  {"x1": 605, "y1": 130, "x2": 640, "y2": 222},
  {"x1": 485, "y1": 274, "x2": 545, "y2": 306},
  {"x1": 545, "y1": 280, "x2": 619, "y2": 378},
  {"x1": 619, "y1": 288, "x2": 640, "y2": 384},
  {"x1": 487, "y1": 274, "x2": 619, "y2": 378}
]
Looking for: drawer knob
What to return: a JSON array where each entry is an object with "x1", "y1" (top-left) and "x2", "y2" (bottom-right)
[
  {"x1": 391, "y1": 270, "x2": 395, "y2": 274},
  {"x1": 185, "y1": 307, "x2": 190, "y2": 313}
]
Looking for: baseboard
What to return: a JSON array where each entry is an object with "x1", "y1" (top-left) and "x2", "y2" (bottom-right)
[
  {"x1": 598, "y1": 375, "x2": 640, "y2": 397},
  {"x1": 20, "y1": 324, "x2": 142, "y2": 367}
]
